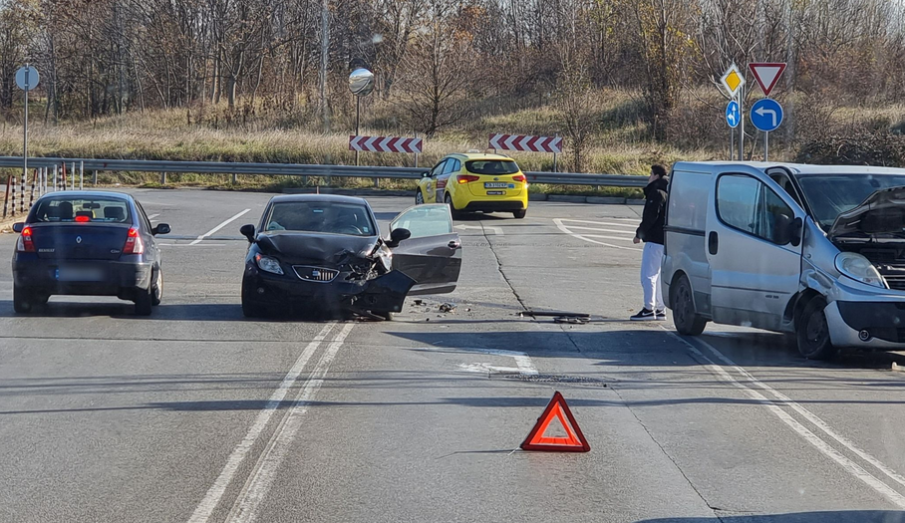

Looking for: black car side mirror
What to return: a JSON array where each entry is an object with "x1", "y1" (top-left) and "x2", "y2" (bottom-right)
[
  {"x1": 240, "y1": 224, "x2": 256, "y2": 243},
  {"x1": 386, "y1": 227, "x2": 411, "y2": 247},
  {"x1": 152, "y1": 223, "x2": 171, "y2": 235},
  {"x1": 12, "y1": 222, "x2": 24, "y2": 233}
]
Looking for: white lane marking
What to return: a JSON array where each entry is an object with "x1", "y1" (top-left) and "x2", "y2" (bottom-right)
[
  {"x1": 693, "y1": 335, "x2": 905, "y2": 493},
  {"x1": 224, "y1": 323, "x2": 355, "y2": 523},
  {"x1": 186, "y1": 322, "x2": 337, "y2": 523},
  {"x1": 147, "y1": 213, "x2": 161, "y2": 222},
  {"x1": 459, "y1": 363, "x2": 522, "y2": 374},
  {"x1": 191, "y1": 209, "x2": 251, "y2": 245},
  {"x1": 561, "y1": 218, "x2": 638, "y2": 225},
  {"x1": 455, "y1": 224, "x2": 504, "y2": 235},
  {"x1": 554, "y1": 218, "x2": 642, "y2": 252},
  {"x1": 444, "y1": 347, "x2": 537, "y2": 376},
  {"x1": 668, "y1": 331, "x2": 905, "y2": 508},
  {"x1": 563, "y1": 226, "x2": 636, "y2": 235},
  {"x1": 559, "y1": 218, "x2": 637, "y2": 228}
]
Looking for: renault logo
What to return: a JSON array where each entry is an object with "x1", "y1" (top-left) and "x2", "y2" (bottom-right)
[{"x1": 76, "y1": 236, "x2": 82, "y2": 244}]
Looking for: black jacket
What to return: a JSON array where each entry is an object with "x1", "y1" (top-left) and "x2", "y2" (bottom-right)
[{"x1": 636, "y1": 177, "x2": 669, "y2": 245}]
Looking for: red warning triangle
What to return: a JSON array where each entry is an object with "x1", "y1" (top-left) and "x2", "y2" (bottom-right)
[{"x1": 521, "y1": 391, "x2": 590, "y2": 452}]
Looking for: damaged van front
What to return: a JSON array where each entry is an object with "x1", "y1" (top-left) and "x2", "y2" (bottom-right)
[{"x1": 796, "y1": 178, "x2": 905, "y2": 352}]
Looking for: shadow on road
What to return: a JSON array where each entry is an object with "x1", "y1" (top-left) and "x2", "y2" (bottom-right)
[{"x1": 636, "y1": 512, "x2": 905, "y2": 523}]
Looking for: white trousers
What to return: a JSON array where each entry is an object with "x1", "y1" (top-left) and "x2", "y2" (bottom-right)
[{"x1": 641, "y1": 242, "x2": 665, "y2": 312}]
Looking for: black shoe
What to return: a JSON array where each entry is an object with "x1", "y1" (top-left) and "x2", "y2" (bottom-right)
[
  {"x1": 631, "y1": 308, "x2": 656, "y2": 321},
  {"x1": 656, "y1": 310, "x2": 667, "y2": 321}
]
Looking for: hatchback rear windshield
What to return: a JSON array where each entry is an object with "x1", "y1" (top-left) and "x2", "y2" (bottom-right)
[
  {"x1": 32, "y1": 197, "x2": 132, "y2": 223},
  {"x1": 466, "y1": 160, "x2": 520, "y2": 175}
]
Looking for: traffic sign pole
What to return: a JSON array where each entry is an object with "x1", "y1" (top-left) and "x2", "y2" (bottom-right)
[
  {"x1": 23, "y1": 66, "x2": 27, "y2": 185},
  {"x1": 739, "y1": 87, "x2": 745, "y2": 161},
  {"x1": 765, "y1": 131, "x2": 769, "y2": 161}
]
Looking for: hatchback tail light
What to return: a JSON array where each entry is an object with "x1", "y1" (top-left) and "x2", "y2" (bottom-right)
[
  {"x1": 16, "y1": 226, "x2": 35, "y2": 253},
  {"x1": 512, "y1": 174, "x2": 526, "y2": 183},
  {"x1": 457, "y1": 174, "x2": 480, "y2": 184},
  {"x1": 122, "y1": 227, "x2": 144, "y2": 254}
]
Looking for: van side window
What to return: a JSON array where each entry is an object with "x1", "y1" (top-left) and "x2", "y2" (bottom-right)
[{"x1": 718, "y1": 175, "x2": 794, "y2": 245}]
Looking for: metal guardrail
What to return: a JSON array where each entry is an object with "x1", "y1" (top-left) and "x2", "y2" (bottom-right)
[{"x1": 0, "y1": 156, "x2": 647, "y2": 188}]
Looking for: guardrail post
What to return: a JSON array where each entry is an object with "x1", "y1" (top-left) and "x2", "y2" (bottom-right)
[
  {"x1": 93, "y1": 170, "x2": 98, "y2": 186},
  {"x1": 374, "y1": 177, "x2": 379, "y2": 188},
  {"x1": 160, "y1": 172, "x2": 167, "y2": 185},
  {"x1": 232, "y1": 173, "x2": 238, "y2": 184}
]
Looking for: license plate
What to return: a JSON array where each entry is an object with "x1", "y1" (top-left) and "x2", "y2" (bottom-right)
[
  {"x1": 487, "y1": 190, "x2": 505, "y2": 195},
  {"x1": 56, "y1": 267, "x2": 104, "y2": 282},
  {"x1": 484, "y1": 182, "x2": 508, "y2": 188}
]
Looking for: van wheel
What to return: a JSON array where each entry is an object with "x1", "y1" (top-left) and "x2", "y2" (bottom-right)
[
  {"x1": 415, "y1": 190, "x2": 424, "y2": 205},
  {"x1": 672, "y1": 276, "x2": 707, "y2": 335},
  {"x1": 797, "y1": 298, "x2": 836, "y2": 360}
]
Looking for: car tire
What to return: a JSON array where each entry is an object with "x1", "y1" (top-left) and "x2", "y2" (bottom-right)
[
  {"x1": 415, "y1": 190, "x2": 424, "y2": 205},
  {"x1": 445, "y1": 193, "x2": 463, "y2": 220},
  {"x1": 513, "y1": 209, "x2": 527, "y2": 219},
  {"x1": 797, "y1": 297, "x2": 836, "y2": 360},
  {"x1": 134, "y1": 287, "x2": 153, "y2": 316},
  {"x1": 151, "y1": 269, "x2": 163, "y2": 306},
  {"x1": 671, "y1": 275, "x2": 707, "y2": 336},
  {"x1": 13, "y1": 285, "x2": 33, "y2": 314}
]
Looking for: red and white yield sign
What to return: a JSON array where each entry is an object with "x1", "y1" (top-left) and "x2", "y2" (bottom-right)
[
  {"x1": 349, "y1": 135, "x2": 423, "y2": 153},
  {"x1": 748, "y1": 63, "x2": 786, "y2": 97},
  {"x1": 489, "y1": 134, "x2": 563, "y2": 154}
]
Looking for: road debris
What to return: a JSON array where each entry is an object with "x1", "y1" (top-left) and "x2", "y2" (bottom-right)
[
  {"x1": 554, "y1": 316, "x2": 589, "y2": 324},
  {"x1": 413, "y1": 299, "x2": 424, "y2": 306},
  {"x1": 439, "y1": 303, "x2": 457, "y2": 313}
]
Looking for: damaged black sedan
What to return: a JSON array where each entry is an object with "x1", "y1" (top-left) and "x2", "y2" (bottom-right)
[{"x1": 238, "y1": 194, "x2": 462, "y2": 319}]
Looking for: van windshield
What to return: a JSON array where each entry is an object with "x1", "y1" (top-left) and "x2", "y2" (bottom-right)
[{"x1": 796, "y1": 174, "x2": 905, "y2": 229}]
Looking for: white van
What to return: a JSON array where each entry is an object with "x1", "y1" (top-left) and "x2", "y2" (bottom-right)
[{"x1": 662, "y1": 161, "x2": 905, "y2": 359}]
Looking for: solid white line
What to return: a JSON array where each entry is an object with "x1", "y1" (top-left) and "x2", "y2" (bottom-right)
[
  {"x1": 554, "y1": 219, "x2": 642, "y2": 252},
  {"x1": 668, "y1": 331, "x2": 905, "y2": 508},
  {"x1": 160, "y1": 243, "x2": 227, "y2": 247},
  {"x1": 693, "y1": 336, "x2": 905, "y2": 493},
  {"x1": 559, "y1": 219, "x2": 637, "y2": 229},
  {"x1": 186, "y1": 322, "x2": 337, "y2": 523},
  {"x1": 147, "y1": 213, "x2": 161, "y2": 221},
  {"x1": 190, "y1": 209, "x2": 251, "y2": 245},
  {"x1": 565, "y1": 227, "x2": 637, "y2": 235},
  {"x1": 225, "y1": 323, "x2": 355, "y2": 523},
  {"x1": 560, "y1": 217, "x2": 639, "y2": 224}
]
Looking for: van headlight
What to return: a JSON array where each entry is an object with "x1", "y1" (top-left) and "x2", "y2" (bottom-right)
[
  {"x1": 834, "y1": 252, "x2": 885, "y2": 288},
  {"x1": 255, "y1": 254, "x2": 284, "y2": 275}
]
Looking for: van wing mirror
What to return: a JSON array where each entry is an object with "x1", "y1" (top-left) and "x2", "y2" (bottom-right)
[
  {"x1": 790, "y1": 217, "x2": 803, "y2": 247},
  {"x1": 772, "y1": 214, "x2": 801, "y2": 246}
]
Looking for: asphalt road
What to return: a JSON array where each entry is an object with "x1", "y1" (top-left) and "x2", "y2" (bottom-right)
[{"x1": 3, "y1": 189, "x2": 905, "y2": 523}]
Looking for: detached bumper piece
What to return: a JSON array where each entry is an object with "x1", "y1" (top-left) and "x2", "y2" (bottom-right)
[{"x1": 350, "y1": 270, "x2": 416, "y2": 315}]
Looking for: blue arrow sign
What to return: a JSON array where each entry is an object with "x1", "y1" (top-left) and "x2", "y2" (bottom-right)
[
  {"x1": 750, "y1": 98, "x2": 784, "y2": 132},
  {"x1": 725, "y1": 101, "x2": 740, "y2": 128}
]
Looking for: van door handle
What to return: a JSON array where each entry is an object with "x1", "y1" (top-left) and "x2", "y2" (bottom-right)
[{"x1": 708, "y1": 231, "x2": 719, "y2": 255}]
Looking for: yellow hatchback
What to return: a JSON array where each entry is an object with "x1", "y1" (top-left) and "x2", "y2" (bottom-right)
[{"x1": 415, "y1": 153, "x2": 529, "y2": 219}]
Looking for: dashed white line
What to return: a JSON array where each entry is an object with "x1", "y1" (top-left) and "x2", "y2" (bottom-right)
[
  {"x1": 186, "y1": 322, "x2": 337, "y2": 523},
  {"x1": 190, "y1": 209, "x2": 251, "y2": 245},
  {"x1": 224, "y1": 322, "x2": 356, "y2": 523},
  {"x1": 669, "y1": 331, "x2": 905, "y2": 508}
]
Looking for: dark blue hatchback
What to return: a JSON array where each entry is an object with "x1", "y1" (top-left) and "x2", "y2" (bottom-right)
[{"x1": 11, "y1": 191, "x2": 171, "y2": 315}]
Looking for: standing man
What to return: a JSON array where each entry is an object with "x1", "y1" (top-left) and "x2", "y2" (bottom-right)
[{"x1": 631, "y1": 165, "x2": 669, "y2": 321}]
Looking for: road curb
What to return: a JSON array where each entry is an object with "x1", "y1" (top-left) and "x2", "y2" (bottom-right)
[
  {"x1": 548, "y1": 195, "x2": 587, "y2": 203},
  {"x1": 587, "y1": 196, "x2": 627, "y2": 204}
]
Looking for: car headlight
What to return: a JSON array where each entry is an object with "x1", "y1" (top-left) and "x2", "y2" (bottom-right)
[
  {"x1": 834, "y1": 252, "x2": 885, "y2": 288},
  {"x1": 255, "y1": 254, "x2": 284, "y2": 275}
]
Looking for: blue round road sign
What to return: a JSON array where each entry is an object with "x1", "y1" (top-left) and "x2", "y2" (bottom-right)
[
  {"x1": 725, "y1": 101, "x2": 740, "y2": 128},
  {"x1": 750, "y1": 98, "x2": 784, "y2": 132}
]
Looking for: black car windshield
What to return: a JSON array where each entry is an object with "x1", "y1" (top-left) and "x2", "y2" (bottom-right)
[
  {"x1": 796, "y1": 174, "x2": 905, "y2": 229},
  {"x1": 32, "y1": 196, "x2": 132, "y2": 223},
  {"x1": 465, "y1": 160, "x2": 519, "y2": 175},
  {"x1": 264, "y1": 201, "x2": 375, "y2": 236}
]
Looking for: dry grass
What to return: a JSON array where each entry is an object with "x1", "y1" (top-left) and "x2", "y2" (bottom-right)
[{"x1": 0, "y1": 87, "x2": 902, "y2": 198}]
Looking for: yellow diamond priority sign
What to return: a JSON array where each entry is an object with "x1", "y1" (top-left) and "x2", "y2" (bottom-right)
[{"x1": 720, "y1": 63, "x2": 745, "y2": 97}]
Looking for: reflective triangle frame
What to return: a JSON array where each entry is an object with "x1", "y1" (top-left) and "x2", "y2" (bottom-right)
[{"x1": 520, "y1": 391, "x2": 590, "y2": 452}]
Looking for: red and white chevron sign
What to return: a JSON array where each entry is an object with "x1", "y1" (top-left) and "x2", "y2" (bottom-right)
[
  {"x1": 349, "y1": 135, "x2": 423, "y2": 153},
  {"x1": 488, "y1": 134, "x2": 563, "y2": 153}
]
